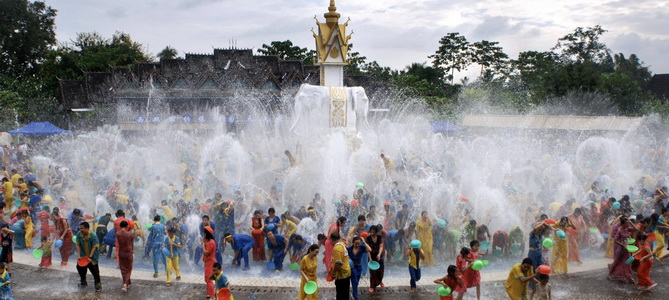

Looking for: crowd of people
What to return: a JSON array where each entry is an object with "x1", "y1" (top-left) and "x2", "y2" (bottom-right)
[{"x1": 0, "y1": 141, "x2": 667, "y2": 300}]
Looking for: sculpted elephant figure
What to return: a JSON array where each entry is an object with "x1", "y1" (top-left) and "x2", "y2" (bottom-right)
[{"x1": 290, "y1": 84, "x2": 372, "y2": 134}]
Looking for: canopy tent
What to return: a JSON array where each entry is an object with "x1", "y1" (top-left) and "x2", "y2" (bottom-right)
[
  {"x1": 8, "y1": 122, "x2": 71, "y2": 136},
  {"x1": 431, "y1": 120, "x2": 463, "y2": 133}
]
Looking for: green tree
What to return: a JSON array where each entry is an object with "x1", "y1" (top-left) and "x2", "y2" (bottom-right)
[
  {"x1": 470, "y1": 40, "x2": 509, "y2": 78},
  {"x1": 552, "y1": 25, "x2": 611, "y2": 63},
  {"x1": 257, "y1": 40, "x2": 317, "y2": 65},
  {"x1": 157, "y1": 46, "x2": 178, "y2": 60},
  {"x1": 40, "y1": 31, "x2": 152, "y2": 97},
  {"x1": 612, "y1": 53, "x2": 652, "y2": 86},
  {"x1": 430, "y1": 33, "x2": 471, "y2": 84},
  {"x1": 344, "y1": 43, "x2": 367, "y2": 75},
  {"x1": 0, "y1": 0, "x2": 57, "y2": 79}
]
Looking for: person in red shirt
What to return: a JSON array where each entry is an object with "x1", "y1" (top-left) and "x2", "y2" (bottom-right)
[
  {"x1": 112, "y1": 210, "x2": 134, "y2": 260},
  {"x1": 202, "y1": 226, "x2": 217, "y2": 298}
]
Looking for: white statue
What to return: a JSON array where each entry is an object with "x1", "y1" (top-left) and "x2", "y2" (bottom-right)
[{"x1": 290, "y1": 84, "x2": 372, "y2": 135}]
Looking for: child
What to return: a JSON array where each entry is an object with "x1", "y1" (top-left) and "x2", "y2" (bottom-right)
[
  {"x1": 464, "y1": 240, "x2": 485, "y2": 300},
  {"x1": 208, "y1": 262, "x2": 234, "y2": 300},
  {"x1": 164, "y1": 227, "x2": 182, "y2": 285},
  {"x1": 406, "y1": 242, "x2": 425, "y2": 292},
  {"x1": 24, "y1": 210, "x2": 34, "y2": 248},
  {"x1": 132, "y1": 215, "x2": 146, "y2": 246},
  {"x1": 634, "y1": 233, "x2": 657, "y2": 290},
  {"x1": 454, "y1": 247, "x2": 470, "y2": 300},
  {"x1": 530, "y1": 274, "x2": 551, "y2": 300},
  {"x1": 0, "y1": 262, "x2": 12, "y2": 300},
  {"x1": 38, "y1": 236, "x2": 52, "y2": 268},
  {"x1": 0, "y1": 225, "x2": 14, "y2": 273},
  {"x1": 434, "y1": 265, "x2": 464, "y2": 300}
]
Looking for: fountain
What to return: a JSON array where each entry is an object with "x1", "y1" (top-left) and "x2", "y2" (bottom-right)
[{"x1": 14, "y1": 1, "x2": 669, "y2": 298}]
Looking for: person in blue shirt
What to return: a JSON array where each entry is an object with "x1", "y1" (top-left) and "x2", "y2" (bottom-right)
[
  {"x1": 266, "y1": 231, "x2": 287, "y2": 272},
  {"x1": 147, "y1": 215, "x2": 166, "y2": 278},
  {"x1": 286, "y1": 234, "x2": 306, "y2": 263},
  {"x1": 0, "y1": 262, "x2": 11, "y2": 300},
  {"x1": 208, "y1": 262, "x2": 233, "y2": 300},
  {"x1": 347, "y1": 236, "x2": 371, "y2": 300},
  {"x1": 384, "y1": 229, "x2": 405, "y2": 263},
  {"x1": 264, "y1": 207, "x2": 282, "y2": 234},
  {"x1": 224, "y1": 233, "x2": 254, "y2": 270}
]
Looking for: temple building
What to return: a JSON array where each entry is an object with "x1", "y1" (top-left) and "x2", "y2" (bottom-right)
[{"x1": 59, "y1": 1, "x2": 387, "y2": 131}]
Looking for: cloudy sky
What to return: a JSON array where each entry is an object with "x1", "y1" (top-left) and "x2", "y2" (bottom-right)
[{"x1": 46, "y1": 0, "x2": 668, "y2": 78}]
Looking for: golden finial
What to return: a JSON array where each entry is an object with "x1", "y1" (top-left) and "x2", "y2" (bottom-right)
[{"x1": 324, "y1": 0, "x2": 340, "y2": 24}]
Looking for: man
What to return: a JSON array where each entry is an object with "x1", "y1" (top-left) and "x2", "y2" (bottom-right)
[
  {"x1": 76, "y1": 222, "x2": 102, "y2": 292},
  {"x1": 330, "y1": 232, "x2": 351, "y2": 300},
  {"x1": 266, "y1": 231, "x2": 287, "y2": 272},
  {"x1": 395, "y1": 204, "x2": 410, "y2": 231},
  {"x1": 116, "y1": 220, "x2": 134, "y2": 292},
  {"x1": 224, "y1": 232, "x2": 254, "y2": 270},
  {"x1": 147, "y1": 215, "x2": 166, "y2": 278},
  {"x1": 505, "y1": 258, "x2": 538, "y2": 300},
  {"x1": 208, "y1": 262, "x2": 233, "y2": 300},
  {"x1": 380, "y1": 154, "x2": 393, "y2": 176},
  {"x1": 384, "y1": 229, "x2": 405, "y2": 262}
]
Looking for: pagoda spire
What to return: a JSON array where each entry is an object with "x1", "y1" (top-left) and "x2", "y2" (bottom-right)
[{"x1": 324, "y1": 0, "x2": 340, "y2": 24}]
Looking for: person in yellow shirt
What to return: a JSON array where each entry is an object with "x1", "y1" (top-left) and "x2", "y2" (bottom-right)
[
  {"x1": 329, "y1": 232, "x2": 351, "y2": 299},
  {"x1": 282, "y1": 214, "x2": 297, "y2": 239},
  {"x1": 2, "y1": 178, "x2": 14, "y2": 211},
  {"x1": 17, "y1": 178, "x2": 27, "y2": 195},
  {"x1": 161, "y1": 200, "x2": 175, "y2": 220},
  {"x1": 10, "y1": 169, "x2": 22, "y2": 189},
  {"x1": 183, "y1": 184, "x2": 192, "y2": 202},
  {"x1": 505, "y1": 258, "x2": 538, "y2": 300},
  {"x1": 24, "y1": 210, "x2": 35, "y2": 248}
]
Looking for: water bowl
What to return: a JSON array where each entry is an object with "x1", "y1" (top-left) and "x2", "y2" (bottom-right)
[
  {"x1": 481, "y1": 260, "x2": 490, "y2": 267},
  {"x1": 368, "y1": 261, "x2": 380, "y2": 270},
  {"x1": 544, "y1": 219, "x2": 556, "y2": 224},
  {"x1": 542, "y1": 238, "x2": 554, "y2": 248},
  {"x1": 162, "y1": 247, "x2": 170, "y2": 257},
  {"x1": 471, "y1": 260, "x2": 483, "y2": 271},
  {"x1": 77, "y1": 257, "x2": 89, "y2": 267},
  {"x1": 304, "y1": 281, "x2": 318, "y2": 295},
  {"x1": 410, "y1": 240, "x2": 422, "y2": 249},
  {"x1": 480, "y1": 241, "x2": 490, "y2": 250},
  {"x1": 627, "y1": 238, "x2": 635, "y2": 245},
  {"x1": 612, "y1": 202, "x2": 621, "y2": 210},
  {"x1": 33, "y1": 249, "x2": 43, "y2": 259},
  {"x1": 437, "y1": 286, "x2": 452, "y2": 296},
  {"x1": 217, "y1": 288, "x2": 231, "y2": 300},
  {"x1": 54, "y1": 239, "x2": 63, "y2": 248},
  {"x1": 626, "y1": 245, "x2": 639, "y2": 253},
  {"x1": 625, "y1": 256, "x2": 635, "y2": 265},
  {"x1": 437, "y1": 219, "x2": 447, "y2": 229},
  {"x1": 556, "y1": 230, "x2": 566, "y2": 240},
  {"x1": 537, "y1": 265, "x2": 551, "y2": 275},
  {"x1": 290, "y1": 262, "x2": 299, "y2": 271},
  {"x1": 393, "y1": 250, "x2": 402, "y2": 260}
]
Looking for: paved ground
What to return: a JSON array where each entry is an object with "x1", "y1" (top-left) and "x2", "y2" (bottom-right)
[{"x1": 9, "y1": 248, "x2": 669, "y2": 299}]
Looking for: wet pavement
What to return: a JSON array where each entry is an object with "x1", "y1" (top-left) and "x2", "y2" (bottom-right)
[{"x1": 10, "y1": 257, "x2": 669, "y2": 299}]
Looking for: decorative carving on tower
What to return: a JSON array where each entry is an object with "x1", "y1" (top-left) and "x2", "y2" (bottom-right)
[{"x1": 312, "y1": 0, "x2": 351, "y2": 87}]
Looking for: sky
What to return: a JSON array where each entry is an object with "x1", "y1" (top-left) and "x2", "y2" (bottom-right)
[{"x1": 45, "y1": 0, "x2": 669, "y2": 79}]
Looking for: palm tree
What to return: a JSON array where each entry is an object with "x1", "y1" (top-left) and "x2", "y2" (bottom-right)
[{"x1": 157, "y1": 46, "x2": 178, "y2": 60}]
